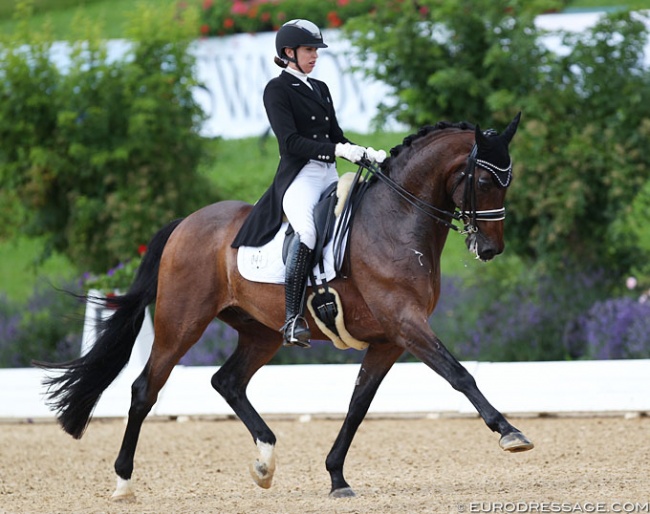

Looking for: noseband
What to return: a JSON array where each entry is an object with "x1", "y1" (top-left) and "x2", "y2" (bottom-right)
[{"x1": 361, "y1": 143, "x2": 508, "y2": 235}]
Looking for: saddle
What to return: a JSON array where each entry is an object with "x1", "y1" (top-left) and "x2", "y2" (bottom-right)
[{"x1": 282, "y1": 171, "x2": 368, "y2": 337}]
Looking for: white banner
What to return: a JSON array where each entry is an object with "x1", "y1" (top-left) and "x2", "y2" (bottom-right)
[
  {"x1": 46, "y1": 12, "x2": 648, "y2": 140},
  {"x1": 162, "y1": 11, "x2": 650, "y2": 139},
  {"x1": 191, "y1": 29, "x2": 398, "y2": 138}
]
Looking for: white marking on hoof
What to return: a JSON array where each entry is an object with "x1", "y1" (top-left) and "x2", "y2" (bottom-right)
[
  {"x1": 111, "y1": 476, "x2": 136, "y2": 502},
  {"x1": 249, "y1": 440, "x2": 276, "y2": 489}
]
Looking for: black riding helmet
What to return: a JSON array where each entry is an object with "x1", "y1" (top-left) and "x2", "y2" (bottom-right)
[{"x1": 275, "y1": 19, "x2": 328, "y2": 71}]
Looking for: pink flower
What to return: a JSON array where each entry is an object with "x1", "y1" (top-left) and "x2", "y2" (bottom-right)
[
  {"x1": 337, "y1": 0, "x2": 349, "y2": 5},
  {"x1": 202, "y1": 0, "x2": 213, "y2": 10},
  {"x1": 231, "y1": 1, "x2": 249, "y2": 15}
]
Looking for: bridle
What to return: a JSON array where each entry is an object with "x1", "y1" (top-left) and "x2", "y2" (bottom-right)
[
  {"x1": 331, "y1": 141, "x2": 510, "y2": 271},
  {"x1": 452, "y1": 143, "x2": 508, "y2": 234},
  {"x1": 358, "y1": 142, "x2": 509, "y2": 235}
]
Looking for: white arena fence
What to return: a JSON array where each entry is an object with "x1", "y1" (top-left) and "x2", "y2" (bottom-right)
[
  {"x1": 3, "y1": 357, "x2": 649, "y2": 421},
  {"x1": 1, "y1": 301, "x2": 649, "y2": 421}
]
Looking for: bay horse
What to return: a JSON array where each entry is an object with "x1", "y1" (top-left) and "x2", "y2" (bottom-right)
[{"x1": 36, "y1": 113, "x2": 533, "y2": 501}]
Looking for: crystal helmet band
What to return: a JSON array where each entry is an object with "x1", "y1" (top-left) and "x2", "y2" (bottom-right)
[{"x1": 275, "y1": 19, "x2": 328, "y2": 65}]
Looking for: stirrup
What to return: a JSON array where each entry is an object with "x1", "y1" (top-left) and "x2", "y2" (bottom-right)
[{"x1": 281, "y1": 316, "x2": 311, "y2": 348}]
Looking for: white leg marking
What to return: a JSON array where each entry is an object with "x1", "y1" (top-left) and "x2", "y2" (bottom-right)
[
  {"x1": 249, "y1": 439, "x2": 276, "y2": 489},
  {"x1": 111, "y1": 476, "x2": 135, "y2": 502}
]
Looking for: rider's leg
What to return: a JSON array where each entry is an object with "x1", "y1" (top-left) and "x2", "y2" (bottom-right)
[
  {"x1": 281, "y1": 235, "x2": 312, "y2": 346},
  {"x1": 281, "y1": 161, "x2": 338, "y2": 347}
]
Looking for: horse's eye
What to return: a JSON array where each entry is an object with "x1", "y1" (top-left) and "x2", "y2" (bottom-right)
[{"x1": 477, "y1": 177, "x2": 492, "y2": 191}]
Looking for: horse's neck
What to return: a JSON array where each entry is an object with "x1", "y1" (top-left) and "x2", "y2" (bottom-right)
[
  {"x1": 362, "y1": 165, "x2": 454, "y2": 260},
  {"x1": 353, "y1": 130, "x2": 470, "y2": 278}
]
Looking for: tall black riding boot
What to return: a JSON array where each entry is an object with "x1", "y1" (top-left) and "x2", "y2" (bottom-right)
[{"x1": 281, "y1": 237, "x2": 313, "y2": 347}]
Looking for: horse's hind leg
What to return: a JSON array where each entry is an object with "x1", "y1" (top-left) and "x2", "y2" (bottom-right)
[
  {"x1": 111, "y1": 364, "x2": 157, "y2": 501},
  {"x1": 111, "y1": 305, "x2": 215, "y2": 501},
  {"x1": 210, "y1": 322, "x2": 282, "y2": 489},
  {"x1": 326, "y1": 343, "x2": 405, "y2": 498}
]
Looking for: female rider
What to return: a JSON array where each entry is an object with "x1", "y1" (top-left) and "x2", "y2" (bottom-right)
[{"x1": 231, "y1": 19, "x2": 385, "y2": 347}]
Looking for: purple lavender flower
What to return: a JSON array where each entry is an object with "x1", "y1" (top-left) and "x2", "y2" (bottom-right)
[{"x1": 569, "y1": 298, "x2": 650, "y2": 359}]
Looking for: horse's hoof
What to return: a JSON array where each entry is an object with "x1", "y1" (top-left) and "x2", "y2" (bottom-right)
[
  {"x1": 111, "y1": 492, "x2": 136, "y2": 503},
  {"x1": 250, "y1": 440, "x2": 276, "y2": 489},
  {"x1": 499, "y1": 431, "x2": 534, "y2": 452},
  {"x1": 111, "y1": 477, "x2": 136, "y2": 502},
  {"x1": 250, "y1": 459, "x2": 274, "y2": 489},
  {"x1": 329, "y1": 486, "x2": 356, "y2": 498}
]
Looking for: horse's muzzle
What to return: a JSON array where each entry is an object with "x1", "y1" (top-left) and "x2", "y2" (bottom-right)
[
  {"x1": 478, "y1": 245, "x2": 500, "y2": 261},
  {"x1": 466, "y1": 232, "x2": 503, "y2": 261}
]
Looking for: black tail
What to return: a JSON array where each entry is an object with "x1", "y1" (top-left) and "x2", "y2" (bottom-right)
[{"x1": 33, "y1": 218, "x2": 184, "y2": 439}]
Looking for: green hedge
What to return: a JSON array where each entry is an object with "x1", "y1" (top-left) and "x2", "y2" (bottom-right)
[
  {"x1": 341, "y1": 1, "x2": 650, "y2": 284},
  {"x1": 0, "y1": 2, "x2": 216, "y2": 273},
  {"x1": 0, "y1": 0, "x2": 106, "y2": 19}
]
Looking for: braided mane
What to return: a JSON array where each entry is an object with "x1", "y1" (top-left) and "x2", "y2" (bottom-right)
[{"x1": 381, "y1": 121, "x2": 475, "y2": 175}]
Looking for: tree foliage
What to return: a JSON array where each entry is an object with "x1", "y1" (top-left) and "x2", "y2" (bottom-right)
[
  {"x1": 0, "y1": 2, "x2": 215, "y2": 272},
  {"x1": 345, "y1": 1, "x2": 650, "y2": 281},
  {"x1": 344, "y1": 0, "x2": 563, "y2": 128},
  {"x1": 509, "y1": 11, "x2": 650, "y2": 276}
]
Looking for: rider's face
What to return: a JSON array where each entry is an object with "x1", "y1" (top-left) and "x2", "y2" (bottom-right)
[{"x1": 287, "y1": 46, "x2": 318, "y2": 74}]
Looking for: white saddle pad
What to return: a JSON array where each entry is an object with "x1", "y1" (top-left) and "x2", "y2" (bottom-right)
[
  {"x1": 237, "y1": 221, "x2": 340, "y2": 285},
  {"x1": 237, "y1": 172, "x2": 361, "y2": 285}
]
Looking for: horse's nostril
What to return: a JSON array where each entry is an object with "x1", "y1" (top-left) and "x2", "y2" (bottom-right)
[{"x1": 479, "y1": 248, "x2": 497, "y2": 261}]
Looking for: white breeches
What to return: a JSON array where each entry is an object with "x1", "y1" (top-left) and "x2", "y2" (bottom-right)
[{"x1": 282, "y1": 160, "x2": 338, "y2": 249}]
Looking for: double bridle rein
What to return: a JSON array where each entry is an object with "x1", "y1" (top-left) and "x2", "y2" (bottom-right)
[{"x1": 360, "y1": 143, "x2": 508, "y2": 235}]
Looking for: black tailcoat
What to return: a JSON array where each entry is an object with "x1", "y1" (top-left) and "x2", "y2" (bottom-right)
[{"x1": 231, "y1": 71, "x2": 350, "y2": 248}]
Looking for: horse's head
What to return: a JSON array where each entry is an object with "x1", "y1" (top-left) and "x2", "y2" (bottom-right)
[
  {"x1": 453, "y1": 112, "x2": 521, "y2": 261},
  {"x1": 370, "y1": 114, "x2": 520, "y2": 262}
]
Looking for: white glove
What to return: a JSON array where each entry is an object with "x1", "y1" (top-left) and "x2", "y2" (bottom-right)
[
  {"x1": 335, "y1": 142, "x2": 365, "y2": 163},
  {"x1": 365, "y1": 147, "x2": 387, "y2": 164}
]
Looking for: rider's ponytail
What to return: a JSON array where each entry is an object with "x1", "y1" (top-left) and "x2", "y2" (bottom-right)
[{"x1": 274, "y1": 56, "x2": 288, "y2": 68}]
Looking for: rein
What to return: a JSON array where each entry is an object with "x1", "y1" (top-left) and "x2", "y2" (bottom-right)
[
  {"x1": 360, "y1": 144, "x2": 506, "y2": 235},
  {"x1": 330, "y1": 141, "x2": 508, "y2": 271}
]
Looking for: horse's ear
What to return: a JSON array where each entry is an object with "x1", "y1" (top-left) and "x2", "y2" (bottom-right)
[
  {"x1": 474, "y1": 124, "x2": 488, "y2": 145},
  {"x1": 502, "y1": 112, "x2": 522, "y2": 144}
]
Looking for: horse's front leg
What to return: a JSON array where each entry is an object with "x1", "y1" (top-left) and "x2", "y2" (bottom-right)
[
  {"x1": 405, "y1": 323, "x2": 533, "y2": 452},
  {"x1": 211, "y1": 325, "x2": 282, "y2": 489},
  {"x1": 326, "y1": 343, "x2": 404, "y2": 498}
]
